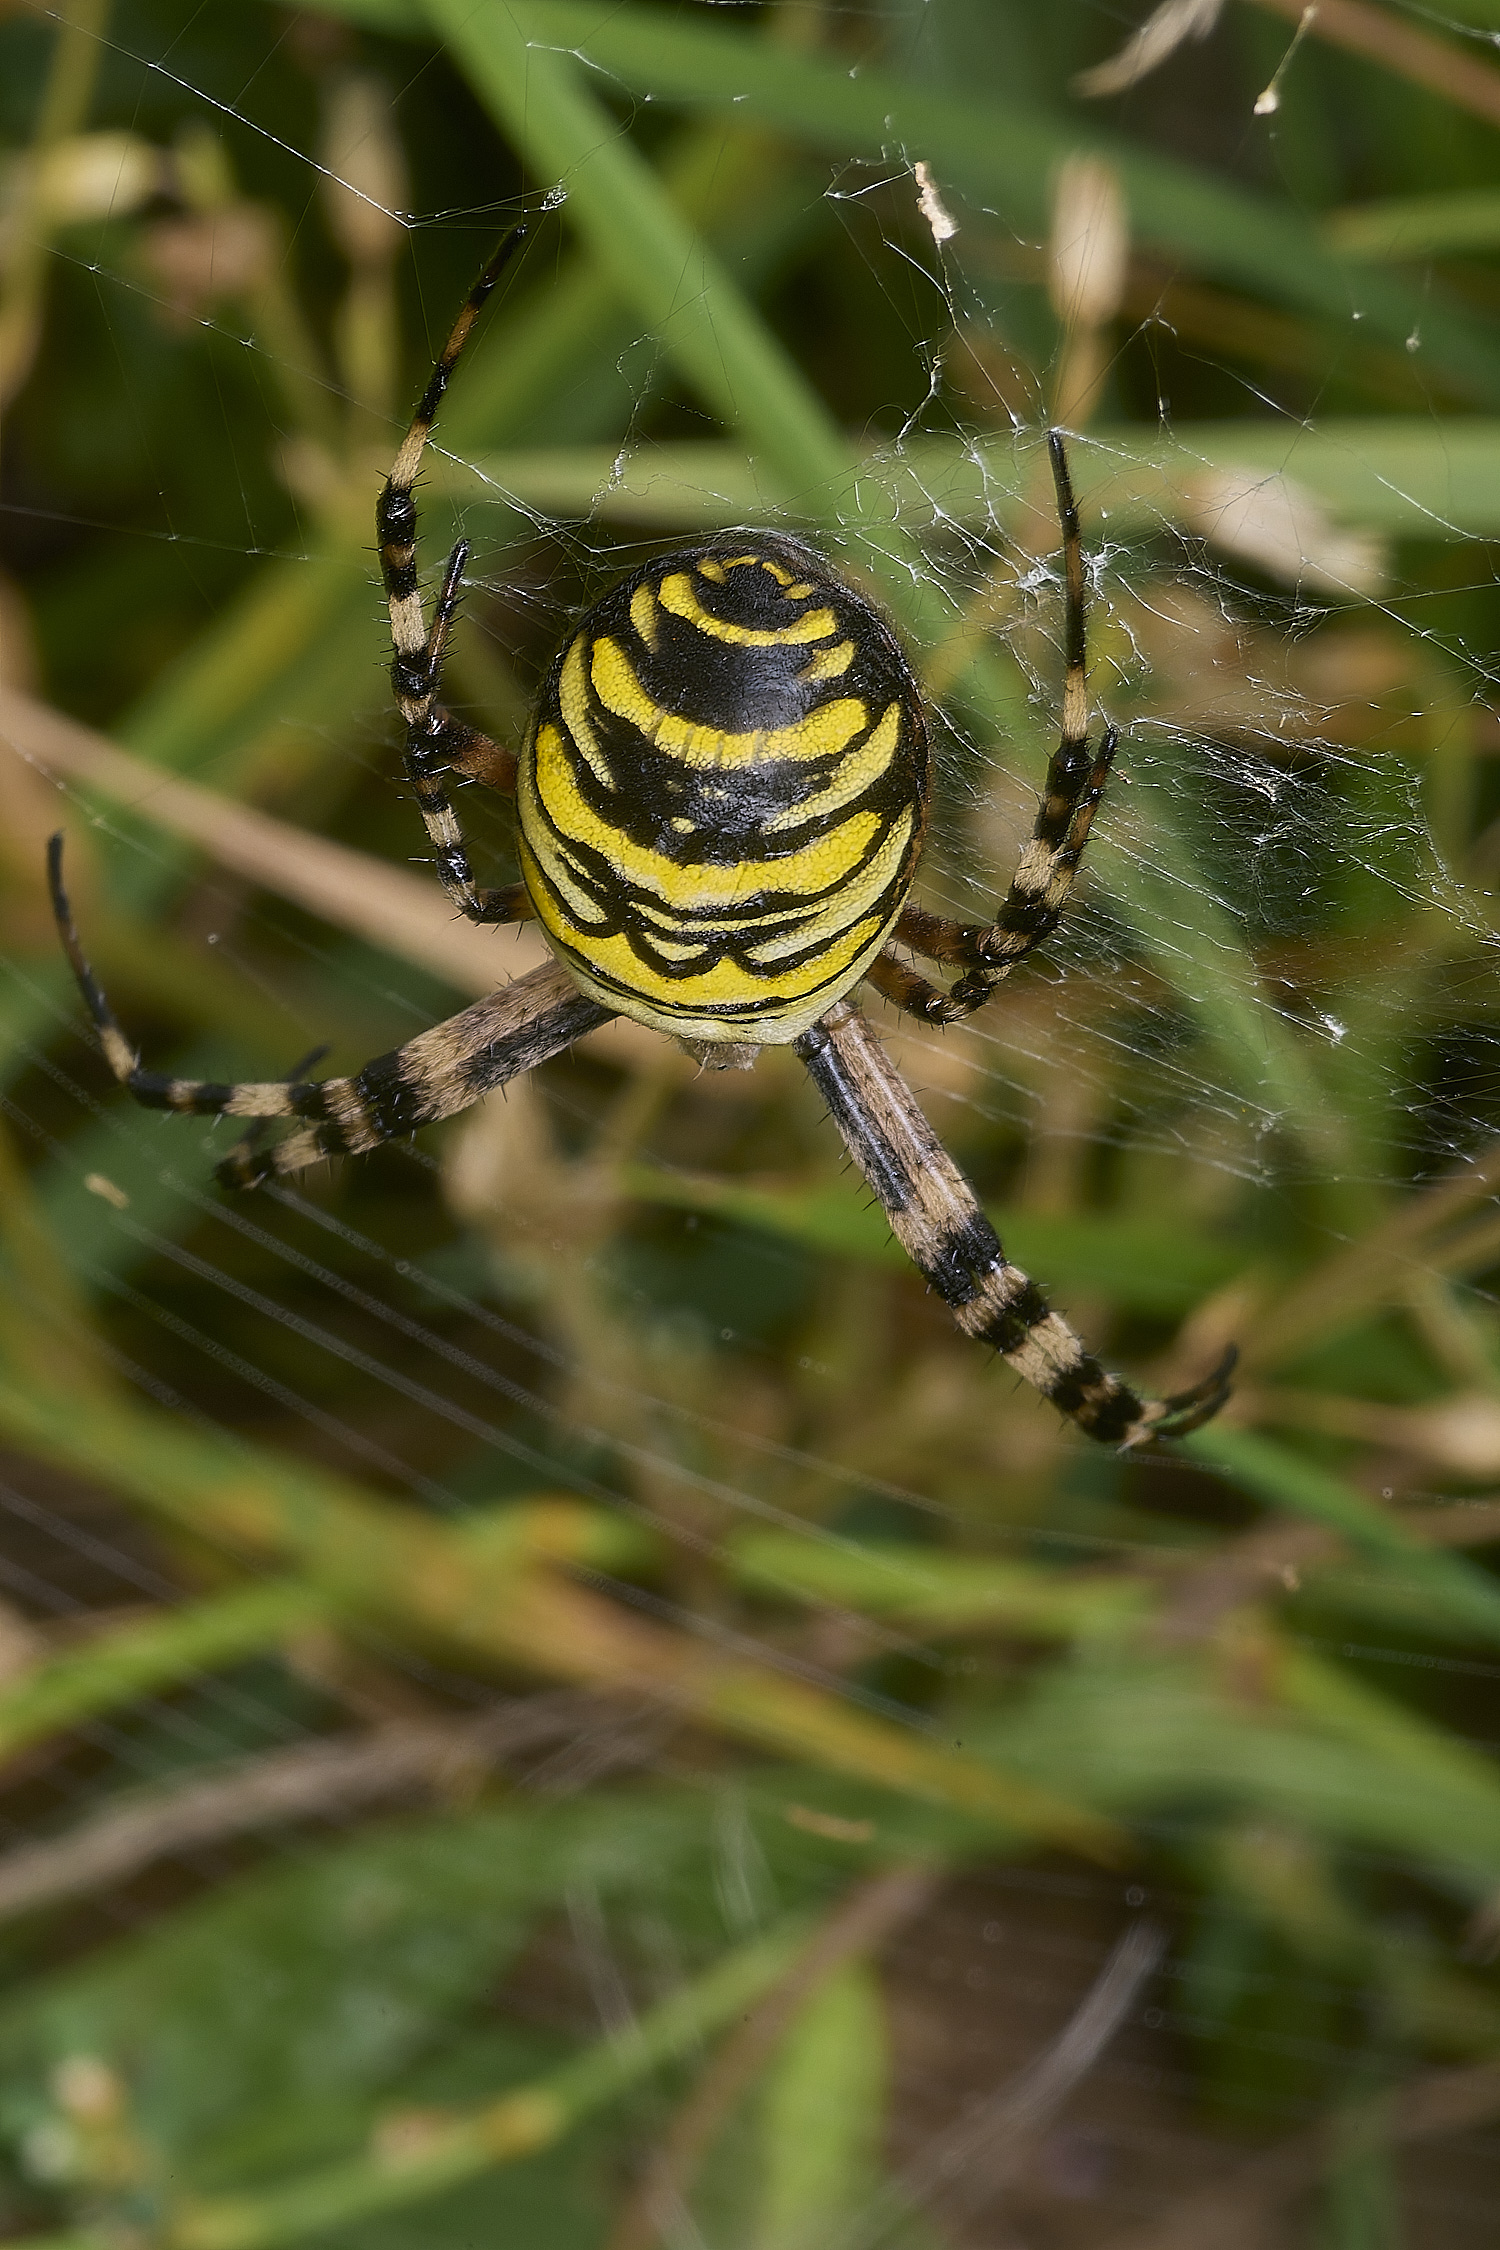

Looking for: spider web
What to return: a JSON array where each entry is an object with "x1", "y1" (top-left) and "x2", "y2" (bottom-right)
[{"x1": 3, "y1": 1, "x2": 1500, "y2": 2244}]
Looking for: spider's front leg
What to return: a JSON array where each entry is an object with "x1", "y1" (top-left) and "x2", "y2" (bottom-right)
[
  {"x1": 376, "y1": 230, "x2": 532, "y2": 929},
  {"x1": 795, "y1": 996, "x2": 1233, "y2": 1444},
  {"x1": 869, "y1": 432, "x2": 1117, "y2": 1028},
  {"x1": 392, "y1": 536, "x2": 532, "y2": 927}
]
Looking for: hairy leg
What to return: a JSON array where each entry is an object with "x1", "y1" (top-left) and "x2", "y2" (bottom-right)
[
  {"x1": 874, "y1": 435, "x2": 1119, "y2": 1027},
  {"x1": 48, "y1": 835, "x2": 609, "y2": 1189},
  {"x1": 794, "y1": 995, "x2": 1232, "y2": 1443},
  {"x1": 376, "y1": 231, "x2": 528, "y2": 923}
]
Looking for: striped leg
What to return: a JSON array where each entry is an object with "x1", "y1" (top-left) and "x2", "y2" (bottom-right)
[
  {"x1": 794, "y1": 996, "x2": 1233, "y2": 1443},
  {"x1": 48, "y1": 837, "x2": 610, "y2": 1190},
  {"x1": 214, "y1": 964, "x2": 609, "y2": 1188},
  {"x1": 873, "y1": 434, "x2": 1117, "y2": 1028},
  {"x1": 862, "y1": 948, "x2": 964, "y2": 1022},
  {"x1": 377, "y1": 230, "x2": 527, "y2": 924}
]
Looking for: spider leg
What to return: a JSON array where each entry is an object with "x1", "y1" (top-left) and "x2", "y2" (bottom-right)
[
  {"x1": 863, "y1": 947, "x2": 971, "y2": 1024},
  {"x1": 214, "y1": 961, "x2": 609, "y2": 1189},
  {"x1": 226, "y1": 1040, "x2": 330, "y2": 1172},
  {"x1": 415, "y1": 537, "x2": 521, "y2": 789},
  {"x1": 377, "y1": 230, "x2": 528, "y2": 926},
  {"x1": 408, "y1": 553, "x2": 534, "y2": 928},
  {"x1": 794, "y1": 994, "x2": 1233, "y2": 1444},
  {"x1": 48, "y1": 835, "x2": 610, "y2": 1191},
  {"x1": 876, "y1": 434, "x2": 1118, "y2": 1027}
]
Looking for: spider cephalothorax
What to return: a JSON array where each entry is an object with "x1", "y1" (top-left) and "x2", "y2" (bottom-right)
[{"x1": 49, "y1": 230, "x2": 1233, "y2": 1447}]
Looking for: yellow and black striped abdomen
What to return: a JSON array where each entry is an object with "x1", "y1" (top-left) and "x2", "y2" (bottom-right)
[{"x1": 517, "y1": 539, "x2": 930, "y2": 1044}]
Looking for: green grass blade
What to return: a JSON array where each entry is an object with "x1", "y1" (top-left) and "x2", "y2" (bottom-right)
[
  {"x1": 423, "y1": 0, "x2": 850, "y2": 506},
  {"x1": 729, "y1": 1532, "x2": 1150, "y2": 1640},
  {"x1": 0, "y1": 1373, "x2": 1122, "y2": 1858},
  {"x1": 1329, "y1": 189, "x2": 1500, "y2": 260},
  {"x1": 1091, "y1": 801, "x2": 1351, "y2": 1178},
  {"x1": 753, "y1": 1962, "x2": 886, "y2": 2250},
  {"x1": 461, "y1": 420, "x2": 1500, "y2": 544},
  {"x1": 0, "y1": 1580, "x2": 328, "y2": 1767},
  {"x1": 423, "y1": 0, "x2": 995, "y2": 653},
  {"x1": 1183, "y1": 1425, "x2": 1500, "y2": 1648},
  {"x1": 313, "y1": 0, "x2": 1500, "y2": 402},
  {"x1": 135, "y1": 1918, "x2": 812, "y2": 2250},
  {"x1": 475, "y1": 0, "x2": 1500, "y2": 406}
]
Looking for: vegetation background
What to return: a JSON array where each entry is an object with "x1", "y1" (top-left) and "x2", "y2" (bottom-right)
[{"x1": 7, "y1": 0, "x2": 1500, "y2": 2243}]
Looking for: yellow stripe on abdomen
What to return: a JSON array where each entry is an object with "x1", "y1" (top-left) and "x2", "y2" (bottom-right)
[
  {"x1": 517, "y1": 538, "x2": 931, "y2": 1044},
  {"x1": 532, "y1": 722, "x2": 881, "y2": 909},
  {"x1": 590, "y1": 637, "x2": 869, "y2": 770},
  {"x1": 520, "y1": 834, "x2": 893, "y2": 1036},
  {"x1": 656, "y1": 571, "x2": 837, "y2": 646}
]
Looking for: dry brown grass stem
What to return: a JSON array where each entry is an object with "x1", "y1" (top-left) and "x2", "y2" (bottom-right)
[
  {"x1": 1238, "y1": 1131, "x2": 1500, "y2": 1371},
  {"x1": 1, "y1": 688, "x2": 516, "y2": 994},
  {"x1": 0, "y1": 1690, "x2": 648, "y2": 1928},
  {"x1": 1080, "y1": 0, "x2": 1500, "y2": 133},
  {"x1": 1155, "y1": 1494, "x2": 1500, "y2": 1646},
  {"x1": 0, "y1": 1376, "x2": 1127, "y2": 1863}
]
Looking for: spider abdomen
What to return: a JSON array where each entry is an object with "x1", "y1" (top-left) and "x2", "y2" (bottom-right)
[{"x1": 517, "y1": 538, "x2": 930, "y2": 1044}]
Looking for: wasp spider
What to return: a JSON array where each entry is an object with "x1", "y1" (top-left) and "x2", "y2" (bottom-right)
[{"x1": 50, "y1": 233, "x2": 1232, "y2": 1446}]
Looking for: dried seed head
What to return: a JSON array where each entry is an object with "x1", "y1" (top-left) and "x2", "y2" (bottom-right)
[
  {"x1": 1047, "y1": 153, "x2": 1128, "y2": 332},
  {"x1": 139, "y1": 204, "x2": 278, "y2": 323},
  {"x1": 1074, "y1": 0, "x2": 1225, "y2": 100},
  {"x1": 913, "y1": 160, "x2": 958, "y2": 246},
  {"x1": 320, "y1": 73, "x2": 406, "y2": 267},
  {"x1": 35, "y1": 131, "x2": 166, "y2": 225},
  {"x1": 1180, "y1": 466, "x2": 1386, "y2": 600},
  {"x1": 52, "y1": 2054, "x2": 124, "y2": 2125}
]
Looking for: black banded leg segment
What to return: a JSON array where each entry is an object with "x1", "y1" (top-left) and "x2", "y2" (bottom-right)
[
  {"x1": 45, "y1": 837, "x2": 283, "y2": 1122},
  {"x1": 49, "y1": 834, "x2": 149, "y2": 1094},
  {"x1": 873, "y1": 435, "x2": 1119, "y2": 1028},
  {"x1": 49, "y1": 836, "x2": 611, "y2": 1191},
  {"x1": 217, "y1": 961, "x2": 613, "y2": 1189},
  {"x1": 794, "y1": 997, "x2": 1232, "y2": 1442},
  {"x1": 895, "y1": 712, "x2": 1117, "y2": 963},
  {"x1": 878, "y1": 718, "x2": 1119, "y2": 1026},
  {"x1": 404, "y1": 658, "x2": 525, "y2": 929},
  {"x1": 407, "y1": 706, "x2": 534, "y2": 930},
  {"x1": 376, "y1": 229, "x2": 528, "y2": 926},
  {"x1": 409, "y1": 539, "x2": 519, "y2": 798},
  {"x1": 862, "y1": 948, "x2": 962, "y2": 1025},
  {"x1": 226, "y1": 1041, "x2": 330, "y2": 1175},
  {"x1": 376, "y1": 228, "x2": 528, "y2": 674}
]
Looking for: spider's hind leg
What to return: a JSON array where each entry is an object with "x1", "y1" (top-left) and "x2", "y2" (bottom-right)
[
  {"x1": 225, "y1": 1041, "x2": 329, "y2": 1176},
  {"x1": 794, "y1": 993, "x2": 1232, "y2": 1444},
  {"x1": 48, "y1": 835, "x2": 608, "y2": 1191},
  {"x1": 215, "y1": 961, "x2": 612, "y2": 1189},
  {"x1": 49, "y1": 833, "x2": 353, "y2": 1134}
]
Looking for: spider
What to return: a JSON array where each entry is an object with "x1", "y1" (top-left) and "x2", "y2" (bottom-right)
[{"x1": 49, "y1": 232, "x2": 1232, "y2": 1447}]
